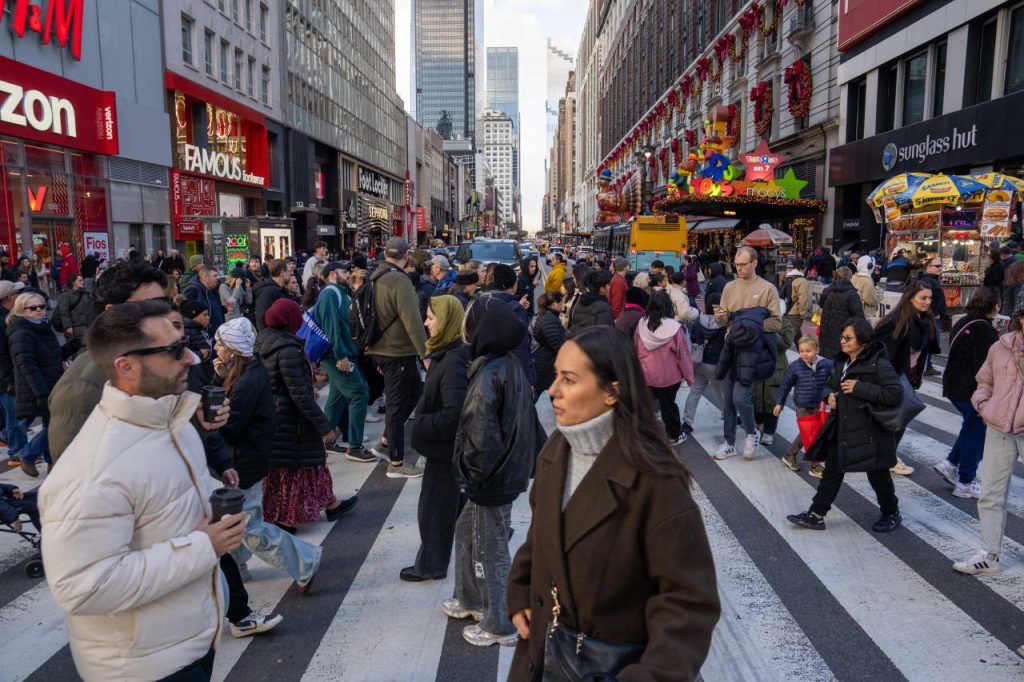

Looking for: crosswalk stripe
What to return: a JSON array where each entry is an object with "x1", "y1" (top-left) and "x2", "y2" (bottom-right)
[{"x1": 687, "y1": 397, "x2": 1024, "y2": 678}]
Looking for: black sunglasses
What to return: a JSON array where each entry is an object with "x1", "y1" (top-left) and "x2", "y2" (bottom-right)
[
  {"x1": 122, "y1": 337, "x2": 189, "y2": 361},
  {"x1": 24, "y1": 304, "x2": 47, "y2": 312}
]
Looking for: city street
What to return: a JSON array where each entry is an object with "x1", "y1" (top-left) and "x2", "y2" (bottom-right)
[{"x1": 2, "y1": 347, "x2": 1022, "y2": 681}]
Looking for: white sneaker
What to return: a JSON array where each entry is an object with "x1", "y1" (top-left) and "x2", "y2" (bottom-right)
[
  {"x1": 761, "y1": 433, "x2": 774, "y2": 445},
  {"x1": 462, "y1": 623, "x2": 517, "y2": 647},
  {"x1": 953, "y1": 550, "x2": 1000, "y2": 575},
  {"x1": 713, "y1": 443, "x2": 737, "y2": 460},
  {"x1": 743, "y1": 431, "x2": 761, "y2": 460},
  {"x1": 364, "y1": 411, "x2": 384, "y2": 423},
  {"x1": 890, "y1": 457, "x2": 914, "y2": 476},
  {"x1": 442, "y1": 598, "x2": 482, "y2": 621},
  {"x1": 933, "y1": 459, "x2": 957, "y2": 486},
  {"x1": 952, "y1": 480, "x2": 982, "y2": 499}
]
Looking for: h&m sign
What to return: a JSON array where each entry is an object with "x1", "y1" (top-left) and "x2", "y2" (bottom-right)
[{"x1": 1, "y1": 0, "x2": 84, "y2": 61}]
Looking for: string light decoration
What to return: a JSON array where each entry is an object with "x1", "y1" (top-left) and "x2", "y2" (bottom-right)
[{"x1": 655, "y1": 192, "x2": 826, "y2": 213}]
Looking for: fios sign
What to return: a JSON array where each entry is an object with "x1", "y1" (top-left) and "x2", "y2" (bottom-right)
[{"x1": 1, "y1": 0, "x2": 84, "y2": 61}]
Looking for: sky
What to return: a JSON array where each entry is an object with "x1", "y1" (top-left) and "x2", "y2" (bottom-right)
[{"x1": 395, "y1": 0, "x2": 588, "y2": 230}]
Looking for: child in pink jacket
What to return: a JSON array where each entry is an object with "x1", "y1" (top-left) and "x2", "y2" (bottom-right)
[{"x1": 636, "y1": 290, "x2": 694, "y2": 445}]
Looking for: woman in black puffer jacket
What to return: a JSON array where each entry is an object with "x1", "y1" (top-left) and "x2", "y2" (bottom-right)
[
  {"x1": 817, "y1": 266, "x2": 864, "y2": 360},
  {"x1": 256, "y1": 298, "x2": 355, "y2": 532},
  {"x1": 449, "y1": 295, "x2": 544, "y2": 646},
  {"x1": 405, "y1": 295, "x2": 470, "y2": 582},
  {"x1": 531, "y1": 291, "x2": 566, "y2": 399},
  {"x1": 789, "y1": 318, "x2": 904, "y2": 533},
  {"x1": 8, "y1": 291, "x2": 66, "y2": 475}
]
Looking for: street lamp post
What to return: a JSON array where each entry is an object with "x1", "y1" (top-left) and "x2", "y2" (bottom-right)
[{"x1": 633, "y1": 145, "x2": 655, "y2": 215}]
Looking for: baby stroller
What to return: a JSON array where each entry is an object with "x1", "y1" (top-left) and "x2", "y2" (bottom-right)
[{"x1": 1, "y1": 516, "x2": 44, "y2": 578}]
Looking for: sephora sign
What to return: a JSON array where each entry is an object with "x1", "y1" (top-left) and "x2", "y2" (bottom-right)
[{"x1": 0, "y1": 54, "x2": 118, "y2": 155}]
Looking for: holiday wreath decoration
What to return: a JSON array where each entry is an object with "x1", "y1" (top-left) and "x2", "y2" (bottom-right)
[
  {"x1": 784, "y1": 59, "x2": 812, "y2": 119},
  {"x1": 750, "y1": 81, "x2": 773, "y2": 137}
]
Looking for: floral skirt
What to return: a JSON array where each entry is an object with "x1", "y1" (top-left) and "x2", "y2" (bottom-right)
[{"x1": 262, "y1": 464, "x2": 336, "y2": 526}]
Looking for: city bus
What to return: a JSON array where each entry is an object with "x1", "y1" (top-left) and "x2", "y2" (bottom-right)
[{"x1": 629, "y1": 215, "x2": 688, "y2": 270}]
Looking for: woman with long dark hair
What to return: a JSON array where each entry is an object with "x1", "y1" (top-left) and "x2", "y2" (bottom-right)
[
  {"x1": 635, "y1": 290, "x2": 694, "y2": 444},
  {"x1": 508, "y1": 326, "x2": 719, "y2": 680},
  {"x1": 872, "y1": 280, "x2": 937, "y2": 477},
  {"x1": 937, "y1": 287, "x2": 1000, "y2": 498},
  {"x1": 531, "y1": 291, "x2": 565, "y2": 399},
  {"x1": 1001, "y1": 260, "x2": 1024, "y2": 315}
]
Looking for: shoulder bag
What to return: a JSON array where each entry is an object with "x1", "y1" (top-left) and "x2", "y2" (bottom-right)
[
  {"x1": 542, "y1": 585, "x2": 644, "y2": 681},
  {"x1": 870, "y1": 373, "x2": 925, "y2": 432}
]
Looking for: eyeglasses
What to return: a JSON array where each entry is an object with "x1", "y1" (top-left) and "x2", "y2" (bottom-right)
[
  {"x1": 24, "y1": 304, "x2": 46, "y2": 312},
  {"x1": 734, "y1": 260, "x2": 752, "y2": 267},
  {"x1": 839, "y1": 335, "x2": 855, "y2": 342},
  {"x1": 122, "y1": 337, "x2": 189, "y2": 361}
]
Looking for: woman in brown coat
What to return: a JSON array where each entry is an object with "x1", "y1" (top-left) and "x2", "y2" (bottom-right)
[{"x1": 507, "y1": 325, "x2": 720, "y2": 681}]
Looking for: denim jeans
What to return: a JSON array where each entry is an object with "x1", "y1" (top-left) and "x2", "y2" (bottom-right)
[
  {"x1": 320, "y1": 359, "x2": 369, "y2": 449},
  {"x1": 230, "y1": 482, "x2": 319, "y2": 582},
  {"x1": 721, "y1": 371, "x2": 757, "y2": 446},
  {"x1": 453, "y1": 501, "x2": 515, "y2": 636},
  {"x1": 683, "y1": 362, "x2": 723, "y2": 427},
  {"x1": 20, "y1": 418, "x2": 49, "y2": 465},
  {"x1": 0, "y1": 392, "x2": 27, "y2": 456},
  {"x1": 978, "y1": 429, "x2": 1024, "y2": 555},
  {"x1": 948, "y1": 398, "x2": 986, "y2": 484}
]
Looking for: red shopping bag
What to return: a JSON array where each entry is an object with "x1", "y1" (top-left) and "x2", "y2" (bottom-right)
[{"x1": 797, "y1": 403, "x2": 828, "y2": 452}]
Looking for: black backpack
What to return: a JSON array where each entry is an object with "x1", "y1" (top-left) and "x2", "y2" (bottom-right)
[
  {"x1": 780, "y1": 275, "x2": 804, "y2": 313},
  {"x1": 349, "y1": 271, "x2": 396, "y2": 350}
]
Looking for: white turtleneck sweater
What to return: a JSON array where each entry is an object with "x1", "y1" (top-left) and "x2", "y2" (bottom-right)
[{"x1": 559, "y1": 408, "x2": 616, "y2": 510}]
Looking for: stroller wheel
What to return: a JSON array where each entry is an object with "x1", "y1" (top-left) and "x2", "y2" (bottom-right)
[{"x1": 25, "y1": 558, "x2": 44, "y2": 579}]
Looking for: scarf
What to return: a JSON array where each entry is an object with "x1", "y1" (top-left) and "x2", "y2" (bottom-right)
[
  {"x1": 425, "y1": 294, "x2": 465, "y2": 356},
  {"x1": 908, "y1": 313, "x2": 933, "y2": 352}
]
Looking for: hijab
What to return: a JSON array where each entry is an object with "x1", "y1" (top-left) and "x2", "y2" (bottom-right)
[{"x1": 426, "y1": 294, "x2": 465, "y2": 356}]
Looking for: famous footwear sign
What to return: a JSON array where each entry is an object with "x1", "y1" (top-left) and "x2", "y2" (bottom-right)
[
  {"x1": 182, "y1": 143, "x2": 265, "y2": 186},
  {"x1": 0, "y1": 54, "x2": 117, "y2": 155}
]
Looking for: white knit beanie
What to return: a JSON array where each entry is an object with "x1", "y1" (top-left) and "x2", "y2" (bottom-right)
[{"x1": 214, "y1": 317, "x2": 256, "y2": 357}]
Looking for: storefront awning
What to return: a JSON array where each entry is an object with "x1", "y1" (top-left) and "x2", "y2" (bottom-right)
[{"x1": 691, "y1": 218, "x2": 741, "y2": 232}]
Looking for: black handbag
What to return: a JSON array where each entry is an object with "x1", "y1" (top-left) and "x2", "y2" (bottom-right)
[
  {"x1": 870, "y1": 374, "x2": 924, "y2": 432},
  {"x1": 542, "y1": 586, "x2": 644, "y2": 681}
]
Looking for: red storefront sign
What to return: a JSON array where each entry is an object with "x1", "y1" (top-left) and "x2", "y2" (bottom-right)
[
  {"x1": 416, "y1": 206, "x2": 425, "y2": 232},
  {"x1": 171, "y1": 169, "x2": 215, "y2": 240},
  {"x1": 0, "y1": 0, "x2": 84, "y2": 61},
  {"x1": 838, "y1": 0, "x2": 923, "y2": 51},
  {"x1": 0, "y1": 55, "x2": 117, "y2": 155}
]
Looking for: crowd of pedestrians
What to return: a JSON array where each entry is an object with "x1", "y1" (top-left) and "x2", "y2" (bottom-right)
[{"x1": 3, "y1": 233, "x2": 1022, "y2": 680}]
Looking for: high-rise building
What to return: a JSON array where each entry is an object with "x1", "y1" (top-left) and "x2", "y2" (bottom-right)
[
  {"x1": 487, "y1": 47, "x2": 520, "y2": 225},
  {"x1": 285, "y1": 0, "x2": 408, "y2": 249},
  {"x1": 478, "y1": 109, "x2": 515, "y2": 229},
  {"x1": 546, "y1": 38, "x2": 576, "y2": 147},
  {"x1": 413, "y1": 0, "x2": 486, "y2": 143}
]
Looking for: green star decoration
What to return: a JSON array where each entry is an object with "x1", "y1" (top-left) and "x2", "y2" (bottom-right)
[{"x1": 776, "y1": 168, "x2": 808, "y2": 199}]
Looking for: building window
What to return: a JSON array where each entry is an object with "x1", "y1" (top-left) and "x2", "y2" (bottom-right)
[
  {"x1": 204, "y1": 30, "x2": 214, "y2": 76},
  {"x1": 247, "y1": 58, "x2": 255, "y2": 97},
  {"x1": 218, "y1": 0, "x2": 224, "y2": 11},
  {"x1": 234, "y1": 49, "x2": 243, "y2": 90},
  {"x1": 975, "y1": 17, "x2": 998, "y2": 104},
  {"x1": 876, "y1": 63, "x2": 898, "y2": 134},
  {"x1": 259, "y1": 3, "x2": 268, "y2": 43},
  {"x1": 231, "y1": 0, "x2": 239, "y2": 23},
  {"x1": 1007, "y1": 6, "x2": 1024, "y2": 95},
  {"x1": 219, "y1": 40, "x2": 229, "y2": 83},
  {"x1": 180, "y1": 14, "x2": 194, "y2": 66},
  {"x1": 261, "y1": 66, "x2": 270, "y2": 105},
  {"x1": 902, "y1": 51, "x2": 927, "y2": 126},
  {"x1": 933, "y1": 41, "x2": 947, "y2": 116},
  {"x1": 245, "y1": 0, "x2": 253, "y2": 32}
]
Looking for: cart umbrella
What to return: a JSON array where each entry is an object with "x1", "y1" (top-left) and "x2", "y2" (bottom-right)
[
  {"x1": 967, "y1": 172, "x2": 1024, "y2": 198},
  {"x1": 896, "y1": 173, "x2": 987, "y2": 210},
  {"x1": 742, "y1": 227, "x2": 793, "y2": 247},
  {"x1": 867, "y1": 173, "x2": 931, "y2": 208}
]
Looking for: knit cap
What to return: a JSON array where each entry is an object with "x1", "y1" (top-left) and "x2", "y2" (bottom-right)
[
  {"x1": 215, "y1": 317, "x2": 257, "y2": 357},
  {"x1": 189, "y1": 255, "x2": 205, "y2": 270}
]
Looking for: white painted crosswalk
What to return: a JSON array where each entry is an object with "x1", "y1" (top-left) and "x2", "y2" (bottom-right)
[{"x1": 1, "y1": 370, "x2": 1022, "y2": 681}]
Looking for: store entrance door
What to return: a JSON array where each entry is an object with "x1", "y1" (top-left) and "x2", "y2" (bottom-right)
[{"x1": 22, "y1": 221, "x2": 72, "y2": 265}]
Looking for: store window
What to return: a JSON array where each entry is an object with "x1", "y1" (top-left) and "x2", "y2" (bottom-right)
[
  {"x1": 220, "y1": 40, "x2": 229, "y2": 83},
  {"x1": 181, "y1": 14, "x2": 194, "y2": 66},
  {"x1": 902, "y1": 51, "x2": 927, "y2": 126},
  {"x1": 204, "y1": 30, "x2": 214, "y2": 76},
  {"x1": 933, "y1": 41, "x2": 947, "y2": 116},
  {"x1": 1006, "y1": 6, "x2": 1024, "y2": 95}
]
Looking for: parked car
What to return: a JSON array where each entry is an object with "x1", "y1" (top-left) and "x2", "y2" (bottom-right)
[{"x1": 454, "y1": 239, "x2": 523, "y2": 271}]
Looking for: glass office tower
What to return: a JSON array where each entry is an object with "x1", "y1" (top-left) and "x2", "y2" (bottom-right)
[{"x1": 413, "y1": 0, "x2": 485, "y2": 142}]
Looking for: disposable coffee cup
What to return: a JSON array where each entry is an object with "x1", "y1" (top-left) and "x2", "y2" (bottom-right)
[
  {"x1": 209, "y1": 488, "x2": 245, "y2": 521},
  {"x1": 201, "y1": 385, "x2": 226, "y2": 419}
]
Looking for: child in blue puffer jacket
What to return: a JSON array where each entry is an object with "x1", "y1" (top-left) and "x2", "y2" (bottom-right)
[{"x1": 774, "y1": 335, "x2": 833, "y2": 474}]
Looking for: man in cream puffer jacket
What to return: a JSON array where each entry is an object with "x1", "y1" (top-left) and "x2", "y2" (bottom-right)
[{"x1": 39, "y1": 301, "x2": 245, "y2": 681}]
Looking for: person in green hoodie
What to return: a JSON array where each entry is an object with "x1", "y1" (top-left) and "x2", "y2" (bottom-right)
[{"x1": 316, "y1": 261, "x2": 370, "y2": 463}]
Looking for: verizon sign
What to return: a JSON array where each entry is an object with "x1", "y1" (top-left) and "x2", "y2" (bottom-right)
[
  {"x1": 182, "y1": 143, "x2": 265, "y2": 186},
  {"x1": 0, "y1": 55, "x2": 117, "y2": 155}
]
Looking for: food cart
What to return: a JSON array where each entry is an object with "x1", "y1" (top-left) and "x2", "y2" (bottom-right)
[
  {"x1": 743, "y1": 225, "x2": 795, "y2": 280},
  {"x1": 869, "y1": 173, "x2": 1021, "y2": 311}
]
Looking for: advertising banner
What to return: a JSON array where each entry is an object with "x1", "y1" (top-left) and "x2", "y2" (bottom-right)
[
  {"x1": 83, "y1": 231, "x2": 109, "y2": 261},
  {"x1": 838, "y1": 0, "x2": 923, "y2": 52},
  {"x1": 980, "y1": 190, "x2": 1013, "y2": 239},
  {"x1": 172, "y1": 169, "x2": 216, "y2": 240},
  {"x1": 0, "y1": 55, "x2": 118, "y2": 155}
]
